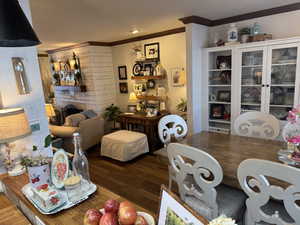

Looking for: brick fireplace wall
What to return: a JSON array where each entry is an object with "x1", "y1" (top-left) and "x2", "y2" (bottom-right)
[{"x1": 50, "y1": 45, "x2": 117, "y2": 115}]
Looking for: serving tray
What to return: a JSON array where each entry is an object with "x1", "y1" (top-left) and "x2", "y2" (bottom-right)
[{"x1": 22, "y1": 181, "x2": 97, "y2": 215}]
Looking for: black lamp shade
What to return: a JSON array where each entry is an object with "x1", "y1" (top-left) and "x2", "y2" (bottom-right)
[{"x1": 0, "y1": 0, "x2": 40, "y2": 47}]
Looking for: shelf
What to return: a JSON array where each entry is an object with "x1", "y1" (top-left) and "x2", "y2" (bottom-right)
[
  {"x1": 131, "y1": 75, "x2": 165, "y2": 80},
  {"x1": 209, "y1": 119, "x2": 231, "y2": 124},
  {"x1": 271, "y1": 84, "x2": 295, "y2": 87},
  {"x1": 242, "y1": 65, "x2": 263, "y2": 68},
  {"x1": 209, "y1": 69, "x2": 231, "y2": 72},
  {"x1": 269, "y1": 104, "x2": 293, "y2": 108},
  {"x1": 54, "y1": 85, "x2": 87, "y2": 93},
  {"x1": 241, "y1": 84, "x2": 261, "y2": 87},
  {"x1": 272, "y1": 63, "x2": 296, "y2": 66},
  {"x1": 241, "y1": 103, "x2": 261, "y2": 106},
  {"x1": 208, "y1": 85, "x2": 231, "y2": 87},
  {"x1": 136, "y1": 95, "x2": 163, "y2": 101},
  {"x1": 241, "y1": 109, "x2": 258, "y2": 112},
  {"x1": 209, "y1": 101, "x2": 231, "y2": 104}
]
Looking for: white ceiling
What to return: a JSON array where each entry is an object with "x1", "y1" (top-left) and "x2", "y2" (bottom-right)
[{"x1": 30, "y1": 0, "x2": 299, "y2": 51}]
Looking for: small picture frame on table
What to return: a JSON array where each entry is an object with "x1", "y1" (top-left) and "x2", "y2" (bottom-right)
[
  {"x1": 210, "y1": 104, "x2": 225, "y2": 119},
  {"x1": 119, "y1": 82, "x2": 128, "y2": 94},
  {"x1": 144, "y1": 64, "x2": 153, "y2": 76},
  {"x1": 217, "y1": 90, "x2": 231, "y2": 102},
  {"x1": 118, "y1": 66, "x2": 127, "y2": 80},
  {"x1": 157, "y1": 185, "x2": 208, "y2": 225},
  {"x1": 144, "y1": 42, "x2": 160, "y2": 60}
]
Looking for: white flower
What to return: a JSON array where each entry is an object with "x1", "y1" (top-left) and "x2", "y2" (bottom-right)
[{"x1": 209, "y1": 215, "x2": 237, "y2": 225}]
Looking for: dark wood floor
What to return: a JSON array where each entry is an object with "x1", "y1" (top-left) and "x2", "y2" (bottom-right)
[{"x1": 87, "y1": 148, "x2": 169, "y2": 214}]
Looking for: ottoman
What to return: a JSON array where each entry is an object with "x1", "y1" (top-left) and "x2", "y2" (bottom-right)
[{"x1": 100, "y1": 130, "x2": 149, "y2": 162}]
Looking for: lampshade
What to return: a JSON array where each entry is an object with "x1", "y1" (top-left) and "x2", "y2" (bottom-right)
[
  {"x1": 45, "y1": 104, "x2": 56, "y2": 117},
  {"x1": 0, "y1": 108, "x2": 31, "y2": 143},
  {"x1": 0, "y1": 0, "x2": 41, "y2": 47},
  {"x1": 128, "y1": 92, "x2": 138, "y2": 102}
]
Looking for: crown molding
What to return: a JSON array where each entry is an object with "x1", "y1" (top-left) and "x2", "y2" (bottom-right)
[
  {"x1": 46, "y1": 27, "x2": 185, "y2": 53},
  {"x1": 179, "y1": 3, "x2": 300, "y2": 26}
]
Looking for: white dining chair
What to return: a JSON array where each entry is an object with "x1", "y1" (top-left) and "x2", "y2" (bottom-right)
[
  {"x1": 157, "y1": 114, "x2": 188, "y2": 189},
  {"x1": 233, "y1": 111, "x2": 280, "y2": 140},
  {"x1": 167, "y1": 143, "x2": 246, "y2": 221},
  {"x1": 237, "y1": 159, "x2": 300, "y2": 225}
]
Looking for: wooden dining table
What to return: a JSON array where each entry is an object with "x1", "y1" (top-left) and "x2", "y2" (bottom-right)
[{"x1": 181, "y1": 131, "x2": 285, "y2": 189}]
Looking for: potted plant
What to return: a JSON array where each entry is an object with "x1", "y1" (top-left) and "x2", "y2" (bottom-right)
[
  {"x1": 239, "y1": 27, "x2": 251, "y2": 43},
  {"x1": 176, "y1": 98, "x2": 187, "y2": 112},
  {"x1": 21, "y1": 135, "x2": 52, "y2": 188},
  {"x1": 103, "y1": 104, "x2": 122, "y2": 131}
]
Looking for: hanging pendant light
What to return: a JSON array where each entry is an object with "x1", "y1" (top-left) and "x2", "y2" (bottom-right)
[{"x1": 0, "y1": 0, "x2": 41, "y2": 47}]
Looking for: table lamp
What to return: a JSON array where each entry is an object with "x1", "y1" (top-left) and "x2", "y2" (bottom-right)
[
  {"x1": 0, "y1": 108, "x2": 31, "y2": 176},
  {"x1": 128, "y1": 92, "x2": 138, "y2": 112},
  {"x1": 45, "y1": 103, "x2": 56, "y2": 122}
]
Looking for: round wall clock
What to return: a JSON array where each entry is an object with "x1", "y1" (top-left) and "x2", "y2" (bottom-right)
[{"x1": 133, "y1": 63, "x2": 142, "y2": 76}]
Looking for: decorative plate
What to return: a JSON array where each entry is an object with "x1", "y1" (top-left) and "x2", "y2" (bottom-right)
[
  {"x1": 51, "y1": 149, "x2": 69, "y2": 189},
  {"x1": 146, "y1": 79, "x2": 156, "y2": 89},
  {"x1": 133, "y1": 63, "x2": 142, "y2": 76}
]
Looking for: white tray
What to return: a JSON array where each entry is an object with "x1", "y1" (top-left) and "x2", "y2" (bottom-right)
[{"x1": 22, "y1": 181, "x2": 97, "y2": 215}]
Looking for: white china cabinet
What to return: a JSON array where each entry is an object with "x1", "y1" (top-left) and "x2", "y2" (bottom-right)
[{"x1": 203, "y1": 38, "x2": 300, "y2": 134}]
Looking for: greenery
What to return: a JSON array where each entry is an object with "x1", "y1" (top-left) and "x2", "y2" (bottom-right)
[
  {"x1": 103, "y1": 104, "x2": 122, "y2": 129},
  {"x1": 239, "y1": 27, "x2": 251, "y2": 35},
  {"x1": 21, "y1": 135, "x2": 53, "y2": 167},
  {"x1": 165, "y1": 208, "x2": 192, "y2": 225},
  {"x1": 176, "y1": 98, "x2": 187, "y2": 112}
]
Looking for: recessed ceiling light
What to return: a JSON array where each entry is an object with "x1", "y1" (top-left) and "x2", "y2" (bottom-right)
[{"x1": 131, "y1": 29, "x2": 139, "y2": 34}]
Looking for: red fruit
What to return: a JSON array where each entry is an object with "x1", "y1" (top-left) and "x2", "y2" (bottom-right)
[
  {"x1": 119, "y1": 201, "x2": 134, "y2": 209},
  {"x1": 135, "y1": 216, "x2": 148, "y2": 225},
  {"x1": 99, "y1": 213, "x2": 118, "y2": 225},
  {"x1": 118, "y1": 204, "x2": 137, "y2": 225},
  {"x1": 84, "y1": 209, "x2": 103, "y2": 225},
  {"x1": 104, "y1": 199, "x2": 120, "y2": 213}
]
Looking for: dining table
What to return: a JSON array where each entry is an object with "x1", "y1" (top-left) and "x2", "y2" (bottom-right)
[{"x1": 181, "y1": 131, "x2": 285, "y2": 189}]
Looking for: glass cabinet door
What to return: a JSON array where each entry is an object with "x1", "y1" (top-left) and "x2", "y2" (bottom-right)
[
  {"x1": 268, "y1": 46, "x2": 297, "y2": 120},
  {"x1": 240, "y1": 50, "x2": 264, "y2": 113}
]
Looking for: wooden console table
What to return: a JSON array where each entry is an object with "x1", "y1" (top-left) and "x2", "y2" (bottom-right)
[
  {"x1": 118, "y1": 112, "x2": 168, "y2": 152},
  {"x1": 1, "y1": 174, "x2": 151, "y2": 225}
]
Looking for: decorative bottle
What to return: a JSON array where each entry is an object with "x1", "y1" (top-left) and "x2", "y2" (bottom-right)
[{"x1": 72, "y1": 133, "x2": 91, "y2": 184}]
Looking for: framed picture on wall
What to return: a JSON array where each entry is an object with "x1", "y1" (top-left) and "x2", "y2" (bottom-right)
[
  {"x1": 171, "y1": 68, "x2": 186, "y2": 87},
  {"x1": 119, "y1": 82, "x2": 128, "y2": 94},
  {"x1": 118, "y1": 66, "x2": 127, "y2": 80},
  {"x1": 157, "y1": 186, "x2": 208, "y2": 225},
  {"x1": 144, "y1": 42, "x2": 160, "y2": 60}
]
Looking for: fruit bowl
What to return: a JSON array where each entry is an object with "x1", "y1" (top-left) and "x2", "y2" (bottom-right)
[{"x1": 99, "y1": 209, "x2": 155, "y2": 225}]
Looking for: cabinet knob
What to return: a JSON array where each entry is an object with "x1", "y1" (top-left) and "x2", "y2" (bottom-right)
[
  {"x1": 266, "y1": 84, "x2": 270, "y2": 87},
  {"x1": 262, "y1": 84, "x2": 265, "y2": 87}
]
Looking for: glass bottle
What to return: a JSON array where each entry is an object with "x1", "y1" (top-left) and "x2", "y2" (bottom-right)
[{"x1": 72, "y1": 133, "x2": 91, "y2": 185}]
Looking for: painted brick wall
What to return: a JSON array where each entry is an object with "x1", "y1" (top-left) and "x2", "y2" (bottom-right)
[{"x1": 50, "y1": 46, "x2": 117, "y2": 115}]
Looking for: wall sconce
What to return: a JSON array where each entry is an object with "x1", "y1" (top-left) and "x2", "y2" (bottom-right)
[
  {"x1": 69, "y1": 52, "x2": 79, "y2": 71},
  {"x1": 53, "y1": 61, "x2": 61, "y2": 72}
]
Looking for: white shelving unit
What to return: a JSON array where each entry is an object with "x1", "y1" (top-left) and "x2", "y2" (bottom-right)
[{"x1": 203, "y1": 37, "x2": 300, "y2": 135}]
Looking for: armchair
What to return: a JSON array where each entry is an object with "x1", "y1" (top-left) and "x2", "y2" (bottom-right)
[{"x1": 49, "y1": 114, "x2": 104, "y2": 153}]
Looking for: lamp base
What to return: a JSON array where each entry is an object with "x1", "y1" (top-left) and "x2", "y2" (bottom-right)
[{"x1": 8, "y1": 164, "x2": 26, "y2": 176}]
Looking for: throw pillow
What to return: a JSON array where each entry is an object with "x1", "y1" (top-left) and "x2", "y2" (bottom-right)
[
  {"x1": 64, "y1": 113, "x2": 86, "y2": 127},
  {"x1": 81, "y1": 110, "x2": 97, "y2": 118}
]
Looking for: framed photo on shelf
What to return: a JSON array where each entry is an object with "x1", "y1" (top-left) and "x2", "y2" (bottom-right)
[
  {"x1": 144, "y1": 64, "x2": 153, "y2": 76},
  {"x1": 118, "y1": 66, "x2": 127, "y2": 80},
  {"x1": 210, "y1": 104, "x2": 225, "y2": 119},
  {"x1": 217, "y1": 90, "x2": 231, "y2": 102},
  {"x1": 132, "y1": 63, "x2": 143, "y2": 76},
  {"x1": 119, "y1": 82, "x2": 128, "y2": 94},
  {"x1": 157, "y1": 186, "x2": 208, "y2": 225},
  {"x1": 144, "y1": 42, "x2": 160, "y2": 60}
]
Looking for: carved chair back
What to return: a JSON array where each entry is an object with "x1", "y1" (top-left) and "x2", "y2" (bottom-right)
[
  {"x1": 167, "y1": 143, "x2": 223, "y2": 219},
  {"x1": 238, "y1": 159, "x2": 300, "y2": 225},
  {"x1": 158, "y1": 114, "x2": 188, "y2": 145},
  {"x1": 234, "y1": 111, "x2": 280, "y2": 140}
]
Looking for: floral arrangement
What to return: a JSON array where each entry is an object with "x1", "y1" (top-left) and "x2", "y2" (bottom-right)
[
  {"x1": 209, "y1": 215, "x2": 237, "y2": 225},
  {"x1": 21, "y1": 135, "x2": 52, "y2": 167},
  {"x1": 287, "y1": 105, "x2": 300, "y2": 124}
]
